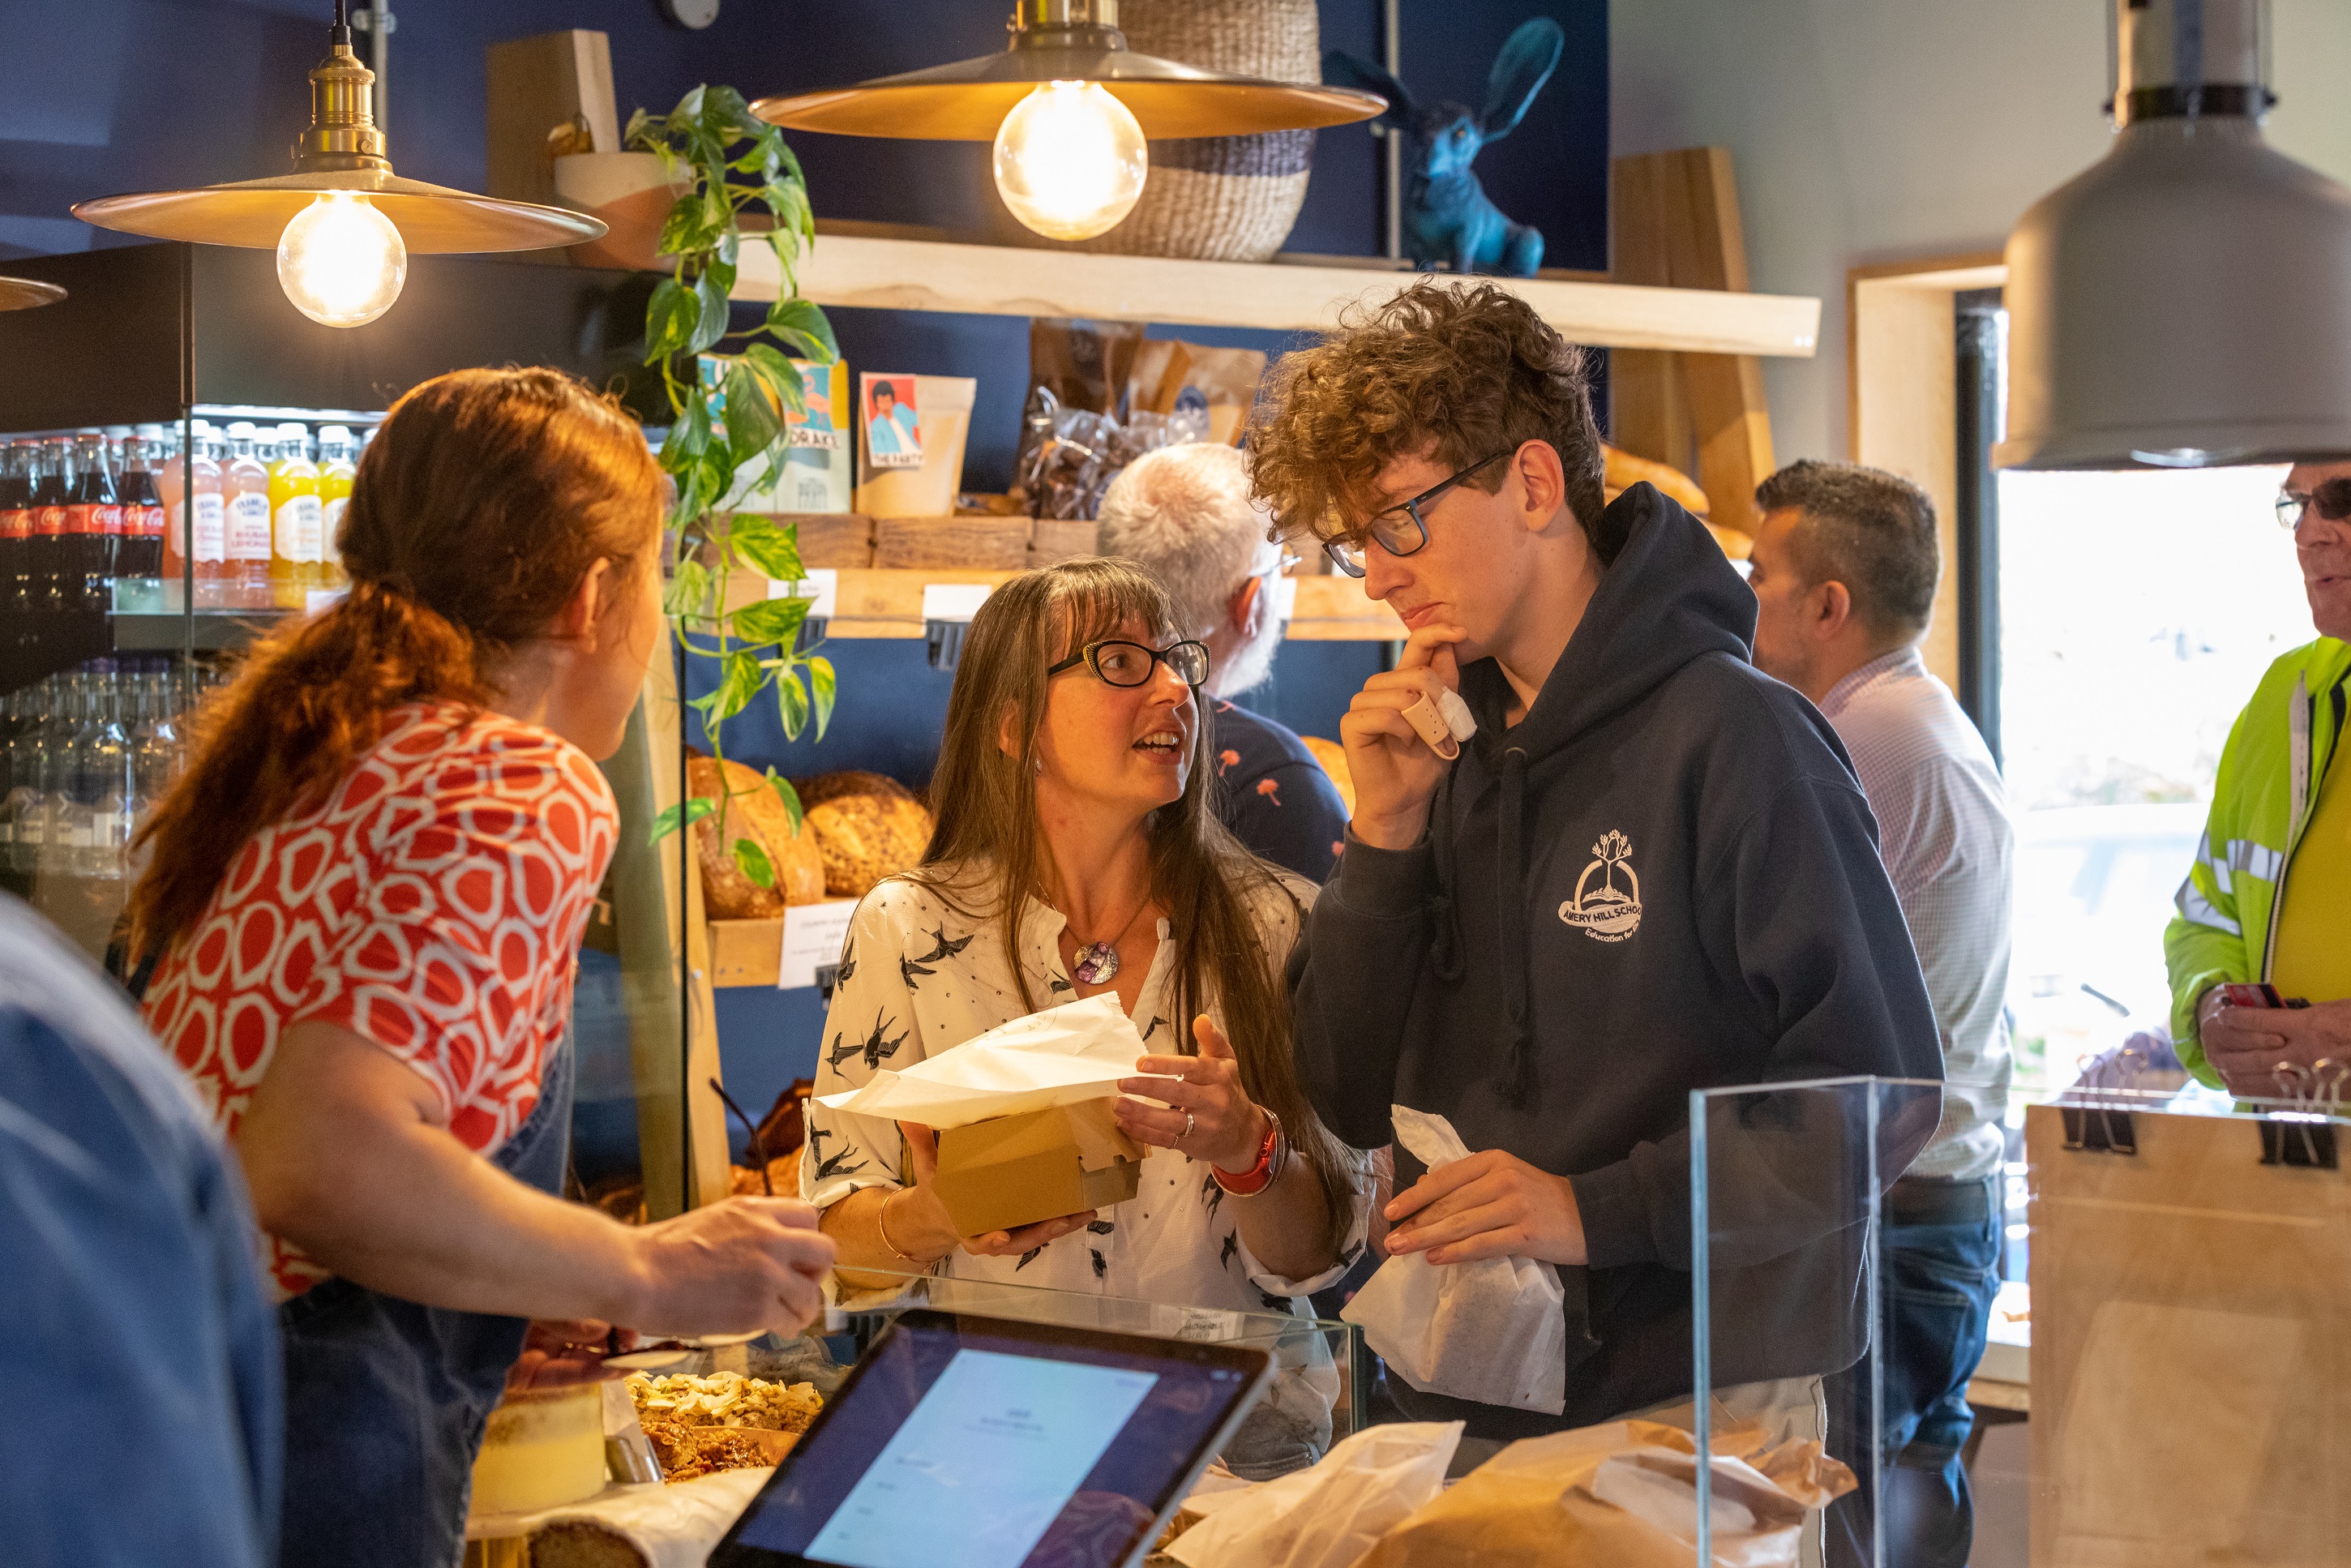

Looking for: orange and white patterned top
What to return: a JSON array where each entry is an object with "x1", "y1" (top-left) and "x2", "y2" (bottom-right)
[{"x1": 142, "y1": 702, "x2": 619, "y2": 1300}]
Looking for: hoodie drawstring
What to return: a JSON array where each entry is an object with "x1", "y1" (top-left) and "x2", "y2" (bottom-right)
[{"x1": 1497, "y1": 746, "x2": 1536, "y2": 1107}]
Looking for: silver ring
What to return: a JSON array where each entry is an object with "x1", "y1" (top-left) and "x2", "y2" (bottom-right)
[{"x1": 1181, "y1": 1110, "x2": 1196, "y2": 1146}]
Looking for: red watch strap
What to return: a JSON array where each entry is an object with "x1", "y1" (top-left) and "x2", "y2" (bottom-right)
[{"x1": 1212, "y1": 1114, "x2": 1281, "y2": 1196}]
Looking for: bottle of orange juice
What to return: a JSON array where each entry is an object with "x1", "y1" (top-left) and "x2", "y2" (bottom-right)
[
  {"x1": 268, "y1": 423, "x2": 321, "y2": 609},
  {"x1": 315, "y1": 426, "x2": 355, "y2": 589}
]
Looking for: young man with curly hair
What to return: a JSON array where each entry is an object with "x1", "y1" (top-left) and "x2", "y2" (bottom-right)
[{"x1": 1250, "y1": 279, "x2": 1944, "y2": 1447}]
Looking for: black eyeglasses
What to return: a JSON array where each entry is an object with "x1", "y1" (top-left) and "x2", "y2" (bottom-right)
[
  {"x1": 1324, "y1": 450, "x2": 1512, "y2": 578},
  {"x1": 2276, "y1": 478, "x2": 2351, "y2": 529},
  {"x1": 1048, "y1": 639, "x2": 1211, "y2": 688}
]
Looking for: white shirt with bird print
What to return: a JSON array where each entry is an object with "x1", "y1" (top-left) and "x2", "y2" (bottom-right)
[{"x1": 801, "y1": 867, "x2": 1371, "y2": 1315}]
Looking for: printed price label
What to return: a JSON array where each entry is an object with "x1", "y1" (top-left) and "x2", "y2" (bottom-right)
[
  {"x1": 765, "y1": 567, "x2": 838, "y2": 620},
  {"x1": 777, "y1": 900, "x2": 859, "y2": 991}
]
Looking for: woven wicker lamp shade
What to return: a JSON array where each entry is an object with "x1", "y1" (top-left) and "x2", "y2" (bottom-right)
[{"x1": 1075, "y1": 0, "x2": 1321, "y2": 262}]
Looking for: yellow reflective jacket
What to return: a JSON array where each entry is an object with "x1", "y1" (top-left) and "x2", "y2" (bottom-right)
[{"x1": 2165, "y1": 637, "x2": 2351, "y2": 1085}]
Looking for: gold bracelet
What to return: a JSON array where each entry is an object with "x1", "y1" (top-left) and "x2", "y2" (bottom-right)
[{"x1": 876, "y1": 1190, "x2": 926, "y2": 1267}]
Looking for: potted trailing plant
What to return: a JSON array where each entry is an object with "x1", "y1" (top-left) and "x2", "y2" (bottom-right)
[{"x1": 631, "y1": 85, "x2": 838, "y2": 891}]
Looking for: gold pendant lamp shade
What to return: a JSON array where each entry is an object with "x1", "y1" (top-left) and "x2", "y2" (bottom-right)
[
  {"x1": 752, "y1": 0, "x2": 1384, "y2": 241},
  {"x1": 72, "y1": 2, "x2": 603, "y2": 326},
  {"x1": 0, "y1": 277, "x2": 67, "y2": 311}
]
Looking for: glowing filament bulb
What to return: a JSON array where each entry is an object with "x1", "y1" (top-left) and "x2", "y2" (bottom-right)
[
  {"x1": 276, "y1": 193, "x2": 407, "y2": 328},
  {"x1": 991, "y1": 81, "x2": 1149, "y2": 242}
]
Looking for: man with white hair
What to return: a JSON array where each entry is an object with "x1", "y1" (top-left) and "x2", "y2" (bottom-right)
[{"x1": 1098, "y1": 443, "x2": 1351, "y2": 880}]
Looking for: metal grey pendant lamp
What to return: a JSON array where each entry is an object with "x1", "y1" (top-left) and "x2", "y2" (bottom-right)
[{"x1": 1996, "y1": 0, "x2": 2351, "y2": 471}]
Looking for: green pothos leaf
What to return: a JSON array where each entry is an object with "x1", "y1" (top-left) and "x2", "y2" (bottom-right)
[
  {"x1": 764, "y1": 767, "x2": 805, "y2": 837},
  {"x1": 740, "y1": 343, "x2": 807, "y2": 417},
  {"x1": 727, "y1": 514, "x2": 804, "y2": 582},
  {"x1": 775, "y1": 666, "x2": 812, "y2": 742},
  {"x1": 707, "y1": 649, "x2": 765, "y2": 725},
  {"x1": 648, "y1": 795, "x2": 717, "y2": 845},
  {"x1": 808, "y1": 655, "x2": 837, "y2": 742},
  {"x1": 731, "y1": 594, "x2": 811, "y2": 647},
  {"x1": 732, "y1": 837, "x2": 777, "y2": 889},
  {"x1": 764, "y1": 297, "x2": 837, "y2": 363}
]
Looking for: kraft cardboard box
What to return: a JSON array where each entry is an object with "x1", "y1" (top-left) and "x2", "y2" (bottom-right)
[{"x1": 931, "y1": 1097, "x2": 1143, "y2": 1237}]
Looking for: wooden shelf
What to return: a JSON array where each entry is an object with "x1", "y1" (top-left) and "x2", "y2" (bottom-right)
[
  {"x1": 717, "y1": 568, "x2": 1404, "y2": 641},
  {"x1": 736, "y1": 233, "x2": 1820, "y2": 358}
]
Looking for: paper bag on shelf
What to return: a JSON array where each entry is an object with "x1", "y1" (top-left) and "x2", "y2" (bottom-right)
[
  {"x1": 1341, "y1": 1105, "x2": 1568, "y2": 1414},
  {"x1": 1165, "y1": 1421, "x2": 1462, "y2": 1568},
  {"x1": 1361, "y1": 1420, "x2": 1853, "y2": 1568}
]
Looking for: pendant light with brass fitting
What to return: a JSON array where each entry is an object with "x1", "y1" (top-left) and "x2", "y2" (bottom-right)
[
  {"x1": 753, "y1": 0, "x2": 1385, "y2": 242},
  {"x1": 72, "y1": 1, "x2": 604, "y2": 328},
  {"x1": 0, "y1": 278, "x2": 67, "y2": 312}
]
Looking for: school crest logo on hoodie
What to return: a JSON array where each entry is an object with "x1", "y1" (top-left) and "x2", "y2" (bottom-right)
[{"x1": 1561, "y1": 830, "x2": 1643, "y2": 942}]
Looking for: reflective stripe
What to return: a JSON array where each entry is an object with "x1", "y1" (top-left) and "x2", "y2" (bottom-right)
[
  {"x1": 2225, "y1": 838, "x2": 2283, "y2": 882},
  {"x1": 2176, "y1": 876, "x2": 2243, "y2": 936}
]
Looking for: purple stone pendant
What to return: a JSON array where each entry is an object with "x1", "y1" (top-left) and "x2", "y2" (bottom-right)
[{"x1": 1073, "y1": 941, "x2": 1120, "y2": 986}]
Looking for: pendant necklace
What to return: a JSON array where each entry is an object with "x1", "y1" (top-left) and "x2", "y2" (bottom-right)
[{"x1": 1066, "y1": 890, "x2": 1152, "y2": 987}]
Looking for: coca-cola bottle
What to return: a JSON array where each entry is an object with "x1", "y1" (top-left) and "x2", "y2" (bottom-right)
[
  {"x1": 30, "y1": 438, "x2": 73, "y2": 614},
  {"x1": 66, "y1": 430, "x2": 121, "y2": 613},
  {"x1": 0, "y1": 442, "x2": 31, "y2": 614},
  {"x1": 114, "y1": 428, "x2": 165, "y2": 590}
]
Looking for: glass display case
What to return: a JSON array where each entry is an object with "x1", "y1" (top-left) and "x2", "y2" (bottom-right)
[
  {"x1": 462, "y1": 1269, "x2": 1364, "y2": 1561},
  {"x1": 0, "y1": 241, "x2": 709, "y2": 1224},
  {"x1": 1688, "y1": 1072, "x2": 2350, "y2": 1568}
]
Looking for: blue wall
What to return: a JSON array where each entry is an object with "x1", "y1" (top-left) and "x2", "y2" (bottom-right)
[
  {"x1": 0, "y1": 0, "x2": 1605, "y2": 1155},
  {"x1": 0, "y1": 1, "x2": 1605, "y2": 266}
]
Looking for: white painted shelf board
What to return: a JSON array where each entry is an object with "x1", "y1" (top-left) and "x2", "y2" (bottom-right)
[{"x1": 734, "y1": 233, "x2": 1821, "y2": 358}]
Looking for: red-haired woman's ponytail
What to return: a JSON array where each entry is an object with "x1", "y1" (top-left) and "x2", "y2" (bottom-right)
[
  {"x1": 125, "y1": 367, "x2": 662, "y2": 958},
  {"x1": 127, "y1": 585, "x2": 485, "y2": 954}
]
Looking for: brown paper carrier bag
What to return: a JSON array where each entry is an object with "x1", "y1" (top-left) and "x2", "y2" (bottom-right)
[{"x1": 1360, "y1": 1420, "x2": 1852, "y2": 1568}]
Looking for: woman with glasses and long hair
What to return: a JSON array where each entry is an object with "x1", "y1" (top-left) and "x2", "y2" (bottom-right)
[
  {"x1": 804, "y1": 559, "x2": 1368, "y2": 1459},
  {"x1": 130, "y1": 368, "x2": 835, "y2": 1567}
]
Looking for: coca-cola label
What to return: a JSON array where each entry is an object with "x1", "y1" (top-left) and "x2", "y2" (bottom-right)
[
  {"x1": 126, "y1": 504, "x2": 165, "y2": 540},
  {"x1": 62, "y1": 504, "x2": 96, "y2": 535},
  {"x1": 34, "y1": 506, "x2": 68, "y2": 537},
  {"x1": 95, "y1": 505, "x2": 125, "y2": 538},
  {"x1": 227, "y1": 492, "x2": 271, "y2": 562},
  {"x1": 191, "y1": 495, "x2": 226, "y2": 564},
  {"x1": 0, "y1": 508, "x2": 28, "y2": 541}
]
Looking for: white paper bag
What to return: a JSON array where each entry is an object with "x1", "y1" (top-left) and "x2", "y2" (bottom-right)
[
  {"x1": 815, "y1": 992, "x2": 1167, "y2": 1129},
  {"x1": 1166, "y1": 1420, "x2": 1462, "y2": 1568},
  {"x1": 1342, "y1": 1106, "x2": 1569, "y2": 1414}
]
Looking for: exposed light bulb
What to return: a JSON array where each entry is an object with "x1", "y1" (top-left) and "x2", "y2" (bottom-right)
[
  {"x1": 276, "y1": 193, "x2": 407, "y2": 328},
  {"x1": 992, "y1": 81, "x2": 1149, "y2": 242}
]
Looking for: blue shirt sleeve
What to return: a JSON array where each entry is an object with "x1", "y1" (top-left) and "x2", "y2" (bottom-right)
[{"x1": 0, "y1": 899, "x2": 280, "y2": 1568}]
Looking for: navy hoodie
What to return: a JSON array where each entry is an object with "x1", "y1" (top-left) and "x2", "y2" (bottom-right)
[{"x1": 1292, "y1": 485, "x2": 1944, "y2": 1437}]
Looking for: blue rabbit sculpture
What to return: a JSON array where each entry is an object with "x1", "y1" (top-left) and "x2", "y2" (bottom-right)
[{"x1": 1325, "y1": 18, "x2": 1566, "y2": 277}]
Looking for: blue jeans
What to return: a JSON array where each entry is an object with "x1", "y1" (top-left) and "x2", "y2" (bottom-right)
[{"x1": 1831, "y1": 1172, "x2": 2002, "y2": 1568}]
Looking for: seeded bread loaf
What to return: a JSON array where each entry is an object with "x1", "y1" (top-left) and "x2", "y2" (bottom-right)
[
  {"x1": 791, "y1": 771, "x2": 934, "y2": 897},
  {"x1": 687, "y1": 756, "x2": 827, "y2": 919}
]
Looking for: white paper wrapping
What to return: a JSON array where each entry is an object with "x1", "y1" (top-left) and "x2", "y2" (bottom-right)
[
  {"x1": 813, "y1": 992, "x2": 1164, "y2": 1130},
  {"x1": 1166, "y1": 1421, "x2": 1462, "y2": 1568},
  {"x1": 1341, "y1": 1106, "x2": 1569, "y2": 1415}
]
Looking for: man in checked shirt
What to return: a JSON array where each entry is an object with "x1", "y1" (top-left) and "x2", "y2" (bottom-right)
[{"x1": 1745, "y1": 458, "x2": 2013, "y2": 1568}]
